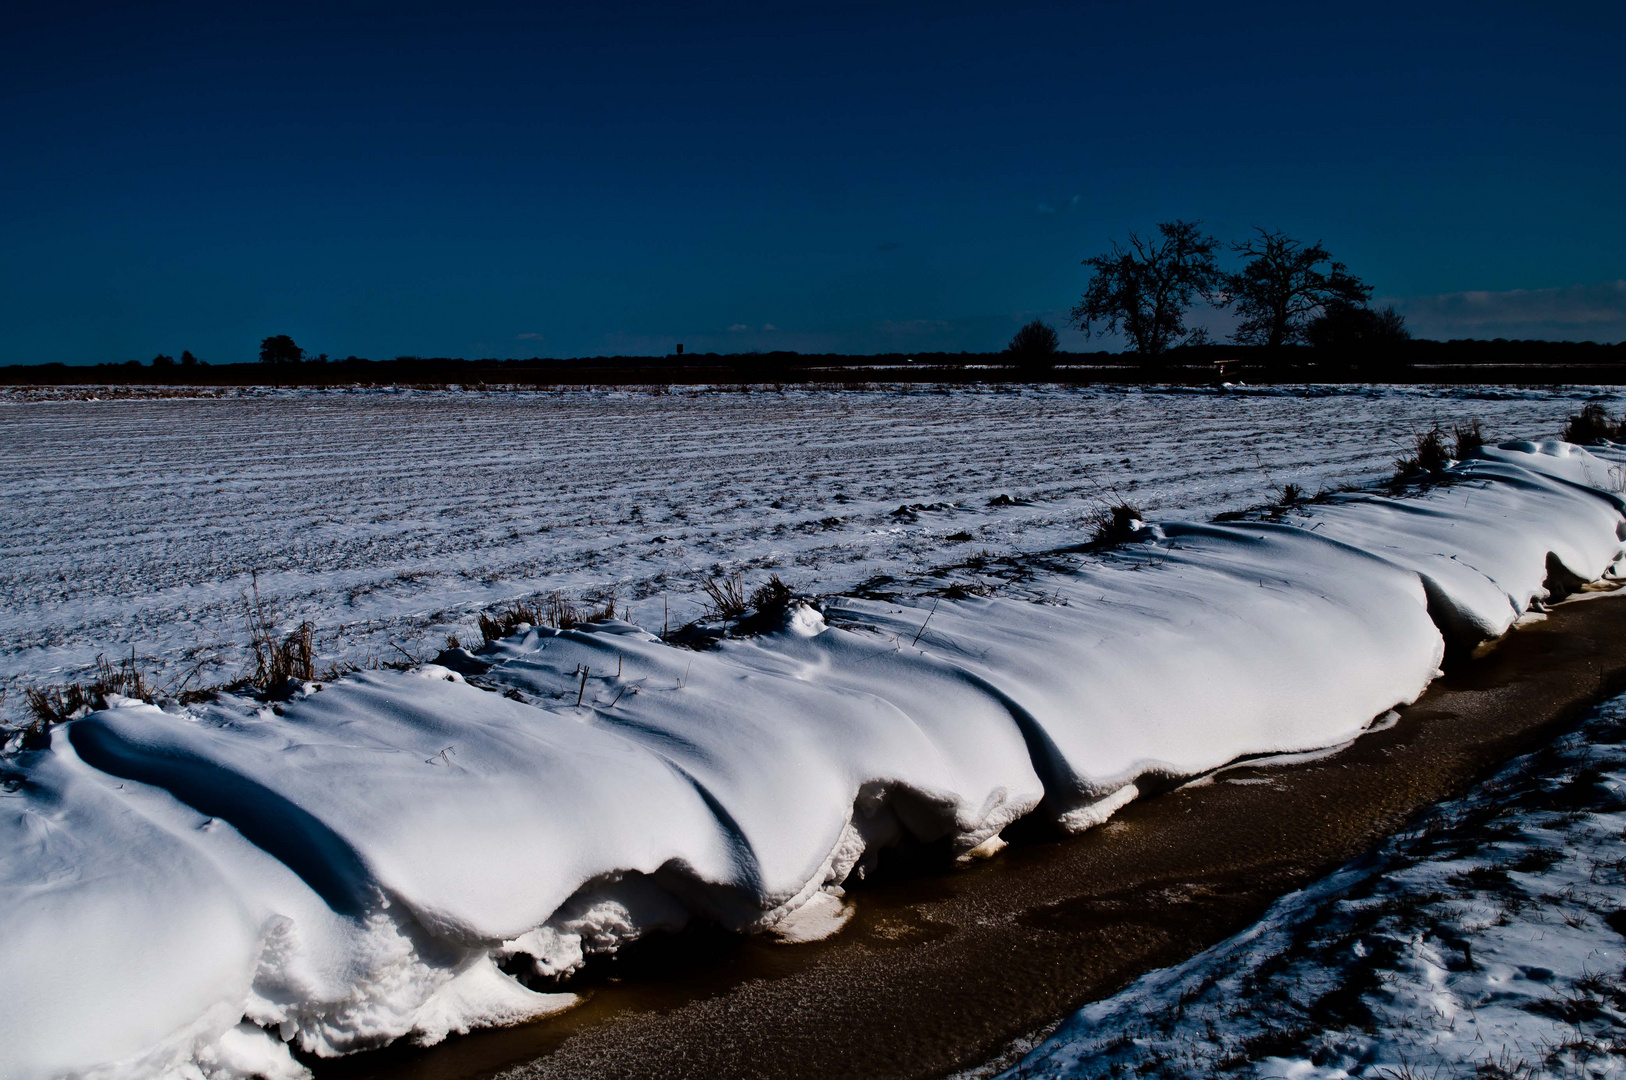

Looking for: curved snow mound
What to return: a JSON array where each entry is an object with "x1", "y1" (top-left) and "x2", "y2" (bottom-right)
[{"x1": 3, "y1": 444, "x2": 1624, "y2": 1079}]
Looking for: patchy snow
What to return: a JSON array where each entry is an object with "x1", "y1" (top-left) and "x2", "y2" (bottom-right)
[
  {"x1": 0, "y1": 383, "x2": 1616, "y2": 727},
  {"x1": 1000, "y1": 689, "x2": 1626, "y2": 1080},
  {"x1": 4, "y1": 387, "x2": 1626, "y2": 1079}
]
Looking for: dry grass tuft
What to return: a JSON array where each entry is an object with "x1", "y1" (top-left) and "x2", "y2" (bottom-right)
[
  {"x1": 1564, "y1": 403, "x2": 1623, "y2": 445},
  {"x1": 1089, "y1": 503, "x2": 1143, "y2": 545},
  {"x1": 244, "y1": 578, "x2": 314, "y2": 690},
  {"x1": 1453, "y1": 419, "x2": 1487, "y2": 459},
  {"x1": 558, "y1": 591, "x2": 620, "y2": 628},
  {"x1": 1393, "y1": 425, "x2": 1451, "y2": 480},
  {"x1": 676, "y1": 572, "x2": 802, "y2": 638},
  {"x1": 18, "y1": 651, "x2": 149, "y2": 749},
  {"x1": 478, "y1": 601, "x2": 542, "y2": 646},
  {"x1": 939, "y1": 580, "x2": 998, "y2": 600},
  {"x1": 702, "y1": 572, "x2": 750, "y2": 618},
  {"x1": 749, "y1": 575, "x2": 794, "y2": 618},
  {"x1": 477, "y1": 591, "x2": 621, "y2": 647}
]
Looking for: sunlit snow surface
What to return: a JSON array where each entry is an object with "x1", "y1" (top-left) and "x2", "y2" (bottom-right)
[
  {"x1": 5, "y1": 385, "x2": 1626, "y2": 1080},
  {"x1": 1, "y1": 383, "x2": 1619, "y2": 726},
  {"x1": 1000, "y1": 692, "x2": 1626, "y2": 1080}
]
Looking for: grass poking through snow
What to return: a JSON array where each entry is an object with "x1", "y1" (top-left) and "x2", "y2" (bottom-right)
[
  {"x1": 1089, "y1": 503, "x2": 1144, "y2": 545},
  {"x1": 18, "y1": 651, "x2": 149, "y2": 748},
  {"x1": 701, "y1": 573, "x2": 751, "y2": 619},
  {"x1": 1565, "y1": 404, "x2": 1625, "y2": 446},
  {"x1": 477, "y1": 592, "x2": 623, "y2": 647},
  {"x1": 244, "y1": 576, "x2": 314, "y2": 690}
]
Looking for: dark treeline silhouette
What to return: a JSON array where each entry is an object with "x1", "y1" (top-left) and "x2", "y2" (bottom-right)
[
  {"x1": 7, "y1": 229, "x2": 1619, "y2": 385},
  {"x1": 258, "y1": 335, "x2": 305, "y2": 364},
  {"x1": 1006, "y1": 320, "x2": 1061, "y2": 370},
  {"x1": 1072, "y1": 219, "x2": 1414, "y2": 365},
  {"x1": 5, "y1": 339, "x2": 1626, "y2": 388}
]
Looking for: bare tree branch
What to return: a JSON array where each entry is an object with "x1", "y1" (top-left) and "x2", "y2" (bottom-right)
[
  {"x1": 1071, "y1": 220, "x2": 1225, "y2": 361},
  {"x1": 1227, "y1": 228, "x2": 1373, "y2": 349}
]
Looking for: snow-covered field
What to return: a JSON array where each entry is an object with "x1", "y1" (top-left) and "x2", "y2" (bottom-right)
[
  {"x1": 1002, "y1": 687, "x2": 1626, "y2": 1080},
  {"x1": 5, "y1": 385, "x2": 1626, "y2": 1080},
  {"x1": 0, "y1": 383, "x2": 1617, "y2": 726}
]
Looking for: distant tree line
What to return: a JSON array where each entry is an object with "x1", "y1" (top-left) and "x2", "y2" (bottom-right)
[
  {"x1": 1009, "y1": 220, "x2": 1411, "y2": 368},
  {"x1": 21, "y1": 260, "x2": 1617, "y2": 384},
  {"x1": 142, "y1": 350, "x2": 203, "y2": 368},
  {"x1": 258, "y1": 336, "x2": 337, "y2": 364},
  {"x1": 8, "y1": 339, "x2": 1626, "y2": 389},
  {"x1": 80, "y1": 337, "x2": 337, "y2": 369}
]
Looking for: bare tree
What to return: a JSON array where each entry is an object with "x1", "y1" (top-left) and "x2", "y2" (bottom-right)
[
  {"x1": 1228, "y1": 229, "x2": 1371, "y2": 348},
  {"x1": 1071, "y1": 220, "x2": 1224, "y2": 360}
]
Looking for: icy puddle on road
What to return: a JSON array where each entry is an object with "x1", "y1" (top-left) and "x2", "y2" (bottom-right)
[{"x1": 999, "y1": 693, "x2": 1626, "y2": 1080}]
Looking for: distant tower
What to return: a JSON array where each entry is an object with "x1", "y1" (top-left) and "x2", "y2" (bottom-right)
[{"x1": 676, "y1": 343, "x2": 684, "y2": 355}]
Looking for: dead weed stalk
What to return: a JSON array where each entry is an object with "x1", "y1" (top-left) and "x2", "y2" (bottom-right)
[
  {"x1": 244, "y1": 575, "x2": 315, "y2": 689},
  {"x1": 702, "y1": 572, "x2": 750, "y2": 618}
]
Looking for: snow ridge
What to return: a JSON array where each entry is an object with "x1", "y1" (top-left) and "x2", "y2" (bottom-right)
[{"x1": 2, "y1": 441, "x2": 1624, "y2": 1080}]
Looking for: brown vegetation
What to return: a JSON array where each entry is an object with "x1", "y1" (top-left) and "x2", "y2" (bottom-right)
[{"x1": 478, "y1": 592, "x2": 621, "y2": 647}]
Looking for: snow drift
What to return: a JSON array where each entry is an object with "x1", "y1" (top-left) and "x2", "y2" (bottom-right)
[{"x1": 3, "y1": 441, "x2": 1624, "y2": 1080}]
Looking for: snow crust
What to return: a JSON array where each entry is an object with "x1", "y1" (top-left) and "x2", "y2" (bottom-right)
[
  {"x1": 3, "y1": 383, "x2": 1611, "y2": 730},
  {"x1": 3, "y1": 442, "x2": 1625, "y2": 1078},
  {"x1": 1000, "y1": 685, "x2": 1626, "y2": 1080}
]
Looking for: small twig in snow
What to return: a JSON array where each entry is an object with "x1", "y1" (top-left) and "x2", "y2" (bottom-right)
[{"x1": 912, "y1": 599, "x2": 940, "y2": 646}]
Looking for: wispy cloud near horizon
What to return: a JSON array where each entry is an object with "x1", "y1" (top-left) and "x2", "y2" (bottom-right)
[{"x1": 1393, "y1": 280, "x2": 1626, "y2": 343}]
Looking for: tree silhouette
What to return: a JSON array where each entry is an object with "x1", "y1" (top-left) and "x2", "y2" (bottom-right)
[
  {"x1": 179, "y1": 350, "x2": 198, "y2": 367},
  {"x1": 1072, "y1": 221, "x2": 1224, "y2": 360},
  {"x1": 150, "y1": 353, "x2": 175, "y2": 368},
  {"x1": 1228, "y1": 229, "x2": 1371, "y2": 349},
  {"x1": 259, "y1": 335, "x2": 304, "y2": 364},
  {"x1": 1306, "y1": 302, "x2": 1410, "y2": 350},
  {"x1": 1007, "y1": 319, "x2": 1060, "y2": 369}
]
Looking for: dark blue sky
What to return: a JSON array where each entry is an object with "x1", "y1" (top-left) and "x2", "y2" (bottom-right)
[{"x1": 3, "y1": 1, "x2": 1622, "y2": 364}]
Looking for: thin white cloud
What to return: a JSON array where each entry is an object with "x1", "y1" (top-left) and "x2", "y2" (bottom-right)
[
  {"x1": 515, "y1": 332, "x2": 543, "y2": 341},
  {"x1": 1394, "y1": 280, "x2": 1626, "y2": 342}
]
